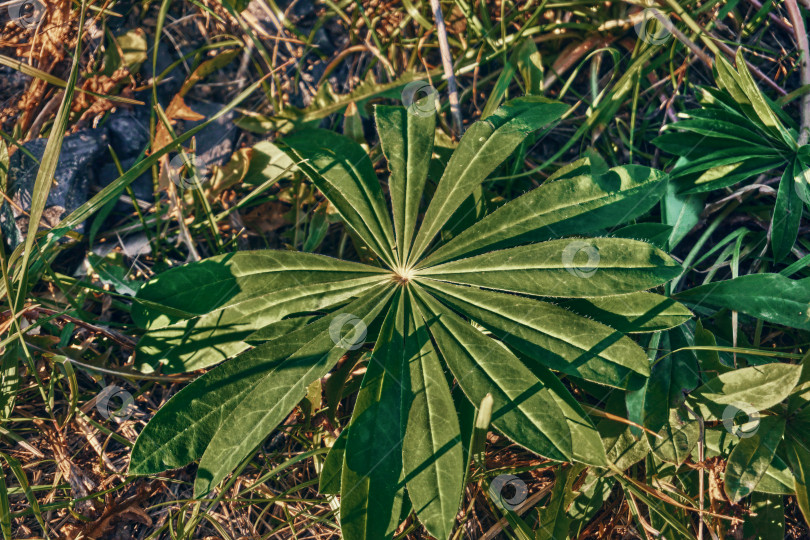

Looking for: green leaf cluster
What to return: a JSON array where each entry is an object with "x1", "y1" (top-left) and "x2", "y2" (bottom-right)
[{"x1": 129, "y1": 96, "x2": 696, "y2": 538}]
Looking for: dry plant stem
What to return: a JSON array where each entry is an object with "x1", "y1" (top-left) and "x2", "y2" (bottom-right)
[
  {"x1": 166, "y1": 175, "x2": 201, "y2": 261},
  {"x1": 542, "y1": 35, "x2": 614, "y2": 90},
  {"x1": 650, "y1": 9, "x2": 714, "y2": 68},
  {"x1": 430, "y1": 0, "x2": 463, "y2": 135},
  {"x1": 786, "y1": 0, "x2": 810, "y2": 144},
  {"x1": 661, "y1": 0, "x2": 786, "y2": 95}
]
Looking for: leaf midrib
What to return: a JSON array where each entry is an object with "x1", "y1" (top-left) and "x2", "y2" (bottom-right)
[
  {"x1": 420, "y1": 280, "x2": 647, "y2": 380},
  {"x1": 154, "y1": 275, "x2": 388, "y2": 328}
]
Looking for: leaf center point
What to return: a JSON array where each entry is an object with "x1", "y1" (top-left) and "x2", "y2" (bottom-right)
[{"x1": 393, "y1": 266, "x2": 416, "y2": 285}]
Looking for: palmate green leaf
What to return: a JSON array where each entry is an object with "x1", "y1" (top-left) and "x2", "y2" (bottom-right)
[
  {"x1": 419, "y1": 279, "x2": 650, "y2": 389},
  {"x1": 280, "y1": 129, "x2": 398, "y2": 268},
  {"x1": 724, "y1": 416, "x2": 785, "y2": 502},
  {"x1": 407, "y1": 97, "x2": 568, "y2": 265},
  {"x1": 376, "y1": 103, "x2": 435, "y2": 264},
  {"x1": 772, "y1": 159, "x2": 803, "y2": 262},
  {"x1": 129, "y1": 95, "x2": 686, "y2": 538},
  {"x1": 401, "y1": 290, "x2": 463, "y2": 540},
  {"x1": 129, "y1": 286, "x2": 392, "y2": 477},
  {"x1": 411, "y1": 285, "x2": 607, "y2": 467},
  {"x1": 686, "y1": 363, "x2": 802, "y2": 421},
  {"x1": 137, "y1": 275, "x2": 387, "y2": 373},
  {"x1": 133, "y1": 251, "x2": 387, "y2": 329},
  {"x1": 675, "y1": 274, "x2": 810, "y2": 331},
  {"x1": 419, "y1": 164, "x2": 667, "y2": 267},
  {"x1": 191, "y1": 286, "x2": 395, "y2": 496},
  {"x1": 560, "y1": 292, "x2": 692, "y2": 334},
  {"x1": 341, "y1": 290, "x2": 406, "y2": 540},
  {"x1": 419, "y1": 238, "x2": 681, "y2": 298}
]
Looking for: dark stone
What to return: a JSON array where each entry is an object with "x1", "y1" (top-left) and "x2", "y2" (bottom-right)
[
  {"x1": 178, "y1": 100, "x2": 238, "y2": 169},
  {"x1": 106, "y1": 108, "x2": 150, "y2": 159},
  {"x1": 0, "y1": 65, "x2": 31, "y2": 111},
  {"x1": 140, "y1": 41, "x2": 189, "y2": 105},
  {"x1": 2, "y1": 129, "x2": 109, "y2": 248},
  {"x1": 278, "y1": 0, "x2": 315, "y2": 24},
  {"x1": 97, "y1": 158, "x2": 153, "y2": 211}
]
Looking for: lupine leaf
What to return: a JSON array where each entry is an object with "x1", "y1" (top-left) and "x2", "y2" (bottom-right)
[
  {"x1": 419, "y1": 238, "x2": 681, "y2": 298},
  {"x1": 411, "y1": 285, "x2": 607, "y2": 467},
  {"x1": 408, "y1": 97, "x2": 568, "y2": 264},
  {"x1": 420, "y1": 165, "x2": 667, "y2": 267},
  {"x1": 401, "y1": 290, "x2": 464, "y2": 539},
  {"x1": 376, "y1": 104, "x2": 435, "y2": 264},
  {"x1": 419, "y1": 279, "x2": 650, "y2": 389},
  {"x1": 340, "y1": 290, "x2": 406, "y2": 540},
  {"x1": 129, "y1": 286, "x2": 393, "y2": 478},
  {"x1": 281, "y1": 129, "x2": 398, "y2": 267},
  {"x1": 192, "y1": 286, "x2": 394, "y2": 495}
]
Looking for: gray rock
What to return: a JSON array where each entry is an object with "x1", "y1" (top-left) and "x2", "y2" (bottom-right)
[
  {"x1": 106, "y1": 108, "x2": 150, "y2": 159},
  {"x1": 0, "y1": 65, "x2": 31, "y2": 112},
  {"x1": 2, "y1": 129, "x2": 109, "y2": 248},
  {"x1": 140, "y1": 42, "x2": 191, "y2": 105},
  {"x1": 179, "y1": 100, "x2": 238, "y2": 169},
  {"x1": 98, "y1": 158, "x2": 153, "y2": 211}
]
